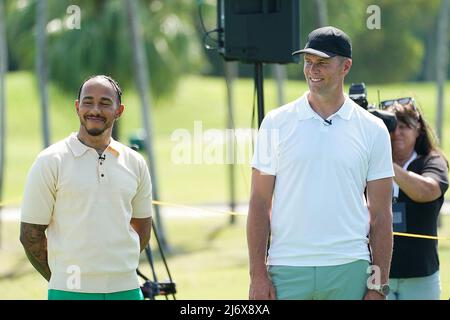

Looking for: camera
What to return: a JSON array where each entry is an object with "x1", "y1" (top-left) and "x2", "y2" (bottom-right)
[
  {"x1": 349, "y1": 83, "x2": 397, "y2": 133},
  {"x1": 140, "y1": 280, "x2": 177, "y2": 299}
]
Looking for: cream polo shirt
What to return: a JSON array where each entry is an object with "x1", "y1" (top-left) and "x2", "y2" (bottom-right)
[
  {"x1": 21, "y1": 133, "x2": 152, "y2": 293},
  {"x1": 252, "y1": 93, "x2": 394, "y2": 267}
]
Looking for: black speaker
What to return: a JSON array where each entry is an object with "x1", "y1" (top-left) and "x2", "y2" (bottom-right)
[{"x1": 217, "y1": 0, "x2": 300, "y2": 64}]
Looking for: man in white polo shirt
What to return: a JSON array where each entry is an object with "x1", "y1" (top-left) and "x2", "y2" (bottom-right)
[
  {"x1": 247, "y1": 27, "x2": 394, "y2": 300},
  {"x1": 20, "y1": 75, "x2": 152, "y2": 300}
]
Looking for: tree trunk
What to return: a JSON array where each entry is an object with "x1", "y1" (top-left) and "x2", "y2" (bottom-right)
[
  {"x1": 36, "y1": 0, "x2": 51, "y2": 148},
  {"x1": 272, "y1": 64, "x2": 286, "y2": 107},
  {"x1": 0, "y1": 0, "x2": 8, "y2": 248},
  {"x1": 125, "y1": 0, "x2": 168, "y2": 251},
  {"x1": 422, "y1": 26, "x2": 436, "y2": 81},
  {"x1": 314, "y1": 0, "x2": 328, "y2": 27},
  {"x1": 111, "y1": 121, "x2": 120, "y2": 141},
  {"x1": 224, "y1": 61, "x2": 238, "y2": 225},
  {"x1": 435, "y1": 0, "x2": 448, "y2": 144}
]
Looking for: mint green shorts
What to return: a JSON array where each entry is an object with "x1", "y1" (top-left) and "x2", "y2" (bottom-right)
[
  {"x1": 268, "y1": 260, "x2": 370, "y2": 300},
  {"x1": 48, "y1": 288, "x2": 144, "y2": 300}
]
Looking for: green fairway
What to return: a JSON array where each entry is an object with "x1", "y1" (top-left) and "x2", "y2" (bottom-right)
[
  {"x1": 2, "y1": 72, "x2": 450, "y2": 205},
  {"x1": 1, "y1": 71, "x2": 450, "y2": 299},
  {"x1": 1, "y1": 214, "x2": 449, "y2": 300}
]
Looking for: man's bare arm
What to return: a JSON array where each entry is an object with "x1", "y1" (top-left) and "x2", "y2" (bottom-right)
[
  {"x1": 365, "y1": 177, "x2": 393, "y2": 300},
  {"x1": 20, "y1": 222, "x2": 51, "y2": 281},
  {"x1": 247, "y1": 169, "x2": 276, "y2": 300},
  {"x1": 130, "y1": 217, "x2": 152, "y2": 252}
]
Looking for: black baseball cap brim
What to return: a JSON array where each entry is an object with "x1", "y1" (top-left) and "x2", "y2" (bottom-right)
[{"x1": 292, "y1": 48, "x2": 337, "y2": 58}]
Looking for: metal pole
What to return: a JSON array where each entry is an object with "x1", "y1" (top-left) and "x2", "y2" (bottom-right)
[
  {"x1": 0, "y1": 0, "x2": 8, "y2": 248},
  {"x1": 125, "y1": 0, "x2": 168, "y2": 251},
  {"x1": 435, "y1": 0, "x2": 448, "y2": 144},
  {"x1": 255, "y1": 63, "x2": 265, "y2": 128},
  {"x1": 36, "y1": 0, "x2": 51, "y2": 148}
]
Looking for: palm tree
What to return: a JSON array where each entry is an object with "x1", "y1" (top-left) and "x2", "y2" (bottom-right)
[
  {"x1": 314, "y1": 0, "x2": 328, "y2": 27},
  {"x1": 0, "y1": 0, "x2": 8, "y2": 247},
  {"x1": 224, "y1": 61, "x2": 237, "y2": 225},
  {"x1": 125, "y1": 0, "x2": 168, "y2": 251},
  {"x1": 36, "y1": 0, "x2": 51, "y2": 148},
  {"x1": 6, "y1": 0, "x2": 201, "y2": 101},
  {"x1": 435, "y1": 0, "x2": 449, "y2": 143}
]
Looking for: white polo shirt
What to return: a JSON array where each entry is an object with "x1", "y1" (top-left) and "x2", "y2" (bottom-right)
[
  {"x1": 21, "y1": 133, "x2": 152, "y2": 293},
  {"x1": 252, "y1": 93, "x2": 394, "y2": 267}
]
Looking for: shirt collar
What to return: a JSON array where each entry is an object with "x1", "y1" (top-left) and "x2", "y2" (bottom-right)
[
  {"x1": 67, "y1": 132, "x2": 121, "y2": 158},
  {"x1": 403, "y1": 151, "x2": 418, "y2": 170},
  {"x1": 106, "y1": 139, "x2": 121, "y2": 158},
  {"x1": 296, "y1": 92, "x2": 354, "y2": 121}
]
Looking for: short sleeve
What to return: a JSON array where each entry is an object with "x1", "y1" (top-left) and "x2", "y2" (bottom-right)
[
  {"x1": 131, "y1": 156, "x2": 153, "y2": 218},
  {"x1": 367, "y1": 124, "x2": 394, "y2": 181},
  {"x1": 21, "y1": 155, "x2": 57, "y2": 225},
  {"x1": 251, "y1": 114, "x2": 279, "y2": 176},
  {"x1": 421, "y1": 154, "x2": 449, "y2": 195}
]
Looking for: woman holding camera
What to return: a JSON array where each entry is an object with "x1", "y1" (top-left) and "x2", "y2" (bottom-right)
[{"x1": 386, "y1": 100, "x2": 448, "y2": 300}]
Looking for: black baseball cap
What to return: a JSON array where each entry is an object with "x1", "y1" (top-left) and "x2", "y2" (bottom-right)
[{"x1": 292, "y1": 26, "x2": 352, "y2": 59}]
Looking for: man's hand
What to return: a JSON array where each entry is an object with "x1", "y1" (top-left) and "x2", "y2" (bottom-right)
[
  {"x1": 249, "y1": 275, "x2": 276, "y2": 300},
  {"x1": 364, "y1": 290, "x2": 386, "y2": 300}
]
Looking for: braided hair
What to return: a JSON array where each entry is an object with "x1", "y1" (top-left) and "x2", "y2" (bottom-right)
[{"x1": 77, "y1": 75, "x2": 122, "y2": 105}]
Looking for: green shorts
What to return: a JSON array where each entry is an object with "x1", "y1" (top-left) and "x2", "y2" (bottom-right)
[
  {"x1": 48, "y1": 288, "x2": 144, "y2": 300},
  {"x1": 268, "y1": 260, "x2": 370, "y2": 300}
]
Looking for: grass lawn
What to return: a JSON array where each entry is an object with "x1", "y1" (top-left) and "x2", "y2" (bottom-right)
[
  {"x1": 1, "y1": 214, "x2": 449, "y2": 300},
  {"x1": 2, "y1": 72, "x2": 450, "y2": 205},
  {"x1": 0, "y1": 214, "x2": 250, "y2": 300},
  {"x1": 1, "y1": 72, "x2": 449, "y2": 300}
]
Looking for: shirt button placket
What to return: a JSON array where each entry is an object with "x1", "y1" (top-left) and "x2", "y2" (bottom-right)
[{"x1": 98, "y1": 155, "x2": 108, "y2": 184}]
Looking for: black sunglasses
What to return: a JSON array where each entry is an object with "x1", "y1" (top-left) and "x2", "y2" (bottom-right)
[{"x1": 380, "y1": 97, "x2": 415, "y2": 110}]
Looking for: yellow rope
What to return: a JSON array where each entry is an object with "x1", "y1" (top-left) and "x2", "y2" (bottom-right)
[
  {"x1": 393, "y1": 232, "x2": 449, "y2": 241},
  {"x1": 2, "y1": 197, "x2": 449, "y2": 240},
  {"x1": 151, "y1": 200, "x2": 246, "y2": 216},
  {"x1": 0, "y1": 197, "x2": 22, "y2": 207},
  {"x1": 152, "y1": 201, "x2": 450, "y2": 240}
]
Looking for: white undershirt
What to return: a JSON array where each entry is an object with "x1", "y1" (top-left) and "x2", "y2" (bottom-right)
[{"x1": 393, "y1": 151, "x2": 418, "y2": 198}]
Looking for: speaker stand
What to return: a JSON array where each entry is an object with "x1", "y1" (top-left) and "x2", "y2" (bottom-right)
[{"x1": 255, "y1": 62, "x2": 265, "y2": 128}]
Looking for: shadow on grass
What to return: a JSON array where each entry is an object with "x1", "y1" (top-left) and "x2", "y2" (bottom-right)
[
  {"x1": 144, "y1": 220, "x2": 242, "y2": 262},
  {"x1": 0, "y1": 256, "x2": 35, "y2": 281}
]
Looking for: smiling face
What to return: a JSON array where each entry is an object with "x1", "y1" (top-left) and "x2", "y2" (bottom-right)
[
  {"x1": 75, "y1": 78, "x2": 124, "y2": 137},
  {"x1": 303, "y1": 53, "x2": 351, "y2": 96}
]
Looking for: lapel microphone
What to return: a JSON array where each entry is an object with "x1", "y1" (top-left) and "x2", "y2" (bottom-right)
[
  {"x1": 99, "y1": 155, "x2": 106, "y2": 161},
  {"x1": 324, "y1": 119, "x2": 333, "y2": 126}
]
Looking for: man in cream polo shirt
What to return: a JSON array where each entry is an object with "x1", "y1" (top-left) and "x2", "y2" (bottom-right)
[
  {"x1": 247, "y1": 27, "x2": 394, "y2": 300},
  {"x1": 20, "y1": 75, "x2": 152, "y2": 300}
]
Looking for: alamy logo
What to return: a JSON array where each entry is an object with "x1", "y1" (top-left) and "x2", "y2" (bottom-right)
[
  {"x1": 366, "y1": 265, "x2": 381, "y2": 288},
  {"x1": 366, "y1": 5, "x2": 381, "y2": 30},
  {"x1": 66, "y1": 5, "x2": 81, "y2": 30},
  {"x1": 170, "y1": 121, "x2": 279, "y2": 167},
  {"x1": 66, "y1": 265, "x2": 81, "y2": 290}
]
